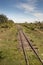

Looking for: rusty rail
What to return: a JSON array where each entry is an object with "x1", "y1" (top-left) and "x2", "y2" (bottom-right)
[{"x1": 19, "y1": 30, "x2": 29, "y2": 65}]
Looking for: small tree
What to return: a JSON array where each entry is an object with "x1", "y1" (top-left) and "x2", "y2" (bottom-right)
[
  {"x1": 0, "y1": 14, "x2": 15, "y2": 28},
  {"x1": 0, "y1": 14, "x2": 8, "y2": 23}
]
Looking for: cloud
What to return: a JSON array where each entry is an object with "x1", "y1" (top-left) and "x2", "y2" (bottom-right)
[
  {"x1": 33, "y1": 12, "x2": 43, "y2": 21},
  {"x1": 13, "y1": 0, "x2": 43, "y2": 22},
  {"x1": 19, "y1": 3, "x2": 35, "y2": 12},
  {"x1": 16, "y1": 0, "x2": 37, "y2": 12}
]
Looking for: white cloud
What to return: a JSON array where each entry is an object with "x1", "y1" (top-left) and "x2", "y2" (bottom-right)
[
  {"x1": 27, "y1": 0, "x2": 37, "y2": 5},
  {"x1": 20, "y1": 3, "x2": 35, "y2": 12},
  {"x1": 13, "y1": 0, "x2": 43, "y2": 22},
  {"x1": 14, "y1": 16, "x2": 37, "y2": 23},
  {"x1": 16, "y1": 0, "x2": 37, "y2": 12},
  {"x1": 33, "y1": 12, "x2": 43, "y2": 21}
]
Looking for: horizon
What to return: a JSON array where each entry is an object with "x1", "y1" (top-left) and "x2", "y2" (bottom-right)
[{"x1": 0, "y1": 0, "x2": 43, "y2": 23}]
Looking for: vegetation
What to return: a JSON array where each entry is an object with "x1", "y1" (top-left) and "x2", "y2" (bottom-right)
[
  {"x1": 0, "y1": 14, "x2": 26, "y2": 65},
  {"x1": 21, "y1": 22, "x2": 43, "y2": 65},
  {"x1": 0, "y1": 14, "x2": 14, "y2": 28},
  {"x1": 0, "y1": 14, "x2": 43, "y2": 65}
]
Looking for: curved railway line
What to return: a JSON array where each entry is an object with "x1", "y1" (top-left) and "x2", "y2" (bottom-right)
[{"x1": 18, "y1": 25, "x2": 43, "y2": 65}]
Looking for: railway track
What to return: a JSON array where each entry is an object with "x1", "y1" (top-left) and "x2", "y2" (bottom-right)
[
  {"x1": 18, "y1": 25, "x2": 43, "y2": 65},
  {"x1": 19, "y1": 30, "x2": 29, "y2": 65}
]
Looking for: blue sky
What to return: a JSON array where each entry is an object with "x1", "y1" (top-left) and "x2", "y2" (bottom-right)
[{"x1": 0, "y1": 0, "x2": 43, "y2": 23}]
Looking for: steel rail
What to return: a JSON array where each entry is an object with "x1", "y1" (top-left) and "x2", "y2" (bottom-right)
[{"x1": 19, "y1": 30, "x2": 29, "y2": 65}]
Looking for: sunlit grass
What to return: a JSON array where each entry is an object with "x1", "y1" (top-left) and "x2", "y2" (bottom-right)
[
  {"x1": 0, "y1": 25, "x2": 26, "y2": 65},
  {"x1": 22, "y1": 24, "x2": 43, "y2": 65}
]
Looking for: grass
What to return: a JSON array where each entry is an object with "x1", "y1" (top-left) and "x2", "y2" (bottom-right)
[
  {"x1": 26, "y1": 51, "x2": 42, "y2": 65},
  {"x1": 0, "y1": 25, "x2": 26, "y2": 65},
  {"x1": 22, "y1": 24, "x2": 43, "y2": 65},
  {"x1": 0, "y1": 23, "x2": 43, "y2": 65}
]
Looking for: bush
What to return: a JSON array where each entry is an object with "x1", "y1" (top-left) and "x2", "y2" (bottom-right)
[
  {"x1": 0, "y1": 14, "x2": 8, "y2": 23},
  {"x1": 0, "y1": 51, "x2": 5, "y2": 60},
  {"x1": 0, "y1": 14, "x2": 15, "y2": 28},
  {"x1": 30, "y1": 27, "x2": 35, "y2": 30},
  {"x1": 40, "y1": 26, "x2": 43, "y2": 29}
]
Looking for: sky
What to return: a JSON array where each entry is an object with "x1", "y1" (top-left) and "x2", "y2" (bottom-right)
[{"x1": 0, "y1": 0, "x2": 43, "y2": 23}]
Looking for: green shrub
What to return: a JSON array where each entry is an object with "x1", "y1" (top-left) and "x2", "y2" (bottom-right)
[
  {"x1": 0, "y1": 14, "x2": 15, "y2": 28},
  {"x1": 30, "y1": 27, "x2": 35, "y2": 30}
]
